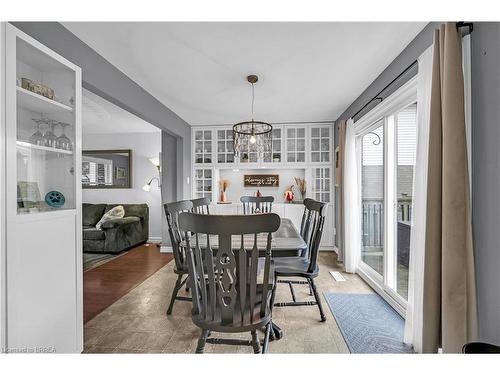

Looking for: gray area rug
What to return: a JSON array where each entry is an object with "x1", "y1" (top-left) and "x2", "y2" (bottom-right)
[
  {"x1": 83, "y1": 252, "x2": 127, "y2": 272},
  {"x1": 324, "y1": 293, "x2": 414, "y2": 353}
]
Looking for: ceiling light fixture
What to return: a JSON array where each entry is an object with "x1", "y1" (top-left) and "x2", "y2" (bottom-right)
[{"x1": 233, "y1": 75, "x2": 272, "y2": 157}]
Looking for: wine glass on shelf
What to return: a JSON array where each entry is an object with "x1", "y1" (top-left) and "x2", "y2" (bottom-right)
[
  {"x1": 43, "y1": 119, "x2": 58, "y2": 148},
  {"x1": 57, "y1": 122, "x2": 72, "y2": 151},
  {"x1": 29, "y1": 118, "x2": 45, "y2": 146}
]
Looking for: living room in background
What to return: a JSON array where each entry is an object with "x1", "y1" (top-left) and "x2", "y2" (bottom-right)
[{"x1": 82, "y1": 88, "x2": 162, "y2": 243}]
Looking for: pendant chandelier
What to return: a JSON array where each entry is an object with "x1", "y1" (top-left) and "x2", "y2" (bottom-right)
[{"x1": 233, "y1": 75, "x2": 272, "y2": 157}]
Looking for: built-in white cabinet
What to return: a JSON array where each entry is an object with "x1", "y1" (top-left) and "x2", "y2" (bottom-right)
[
  {"x1": 2, "y1": 24, "x2": 82, "y2": 352},
  {"x1": 285, "y1": 125, "x2": 306, "y2": 164},
  {"x1": 216, "y1": 128, "x2": 235, "y2": 165},
  {"x1": 310, "y1": 125, "x2": 331, "y2": 163},
  {"x1": 193, "y1": 167, "x2": 214, "y2": 199},
  {"x1": 194, "y1": 129, "x2": 213, "y2": 164},
  {"x1": 262, "y1": 126, "x2": 283, "y2": 165},
  {"x1": 191, "y1": 123, "x2": 335, "y2": 248}
]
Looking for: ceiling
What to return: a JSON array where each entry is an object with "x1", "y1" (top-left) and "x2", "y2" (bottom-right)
[
  {"x1": 65, "y1": 22, "x2": 427, "y2": 126},
  {"x1": 83, "y1": 88, "x2": 160, "y2": 134}
]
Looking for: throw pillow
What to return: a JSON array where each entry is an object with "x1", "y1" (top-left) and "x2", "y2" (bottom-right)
[{"x1": 96, "y1": 205, "x2": 125, "y2": 230}]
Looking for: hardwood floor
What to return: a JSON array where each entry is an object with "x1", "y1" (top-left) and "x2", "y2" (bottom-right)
[{"x1": 84, "y1": 243, "x2": 173, "y2": 323}]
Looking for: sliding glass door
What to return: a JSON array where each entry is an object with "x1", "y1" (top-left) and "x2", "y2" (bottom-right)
[
  {"x1": 357, "y1": 101, "x2": 417, "y2": 308},
  {"x1": 360, "y1": 121, "x2": 385, "y2": 279}
]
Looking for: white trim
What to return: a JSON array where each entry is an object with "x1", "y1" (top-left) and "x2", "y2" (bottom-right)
[
  {"x1": 354, "y1": 77, "x2": 418, "y2": 136},
  {"x1": 0, "y1": 21, "x2": 6, "y2": 351},
  {"x1": 148, "y1": 237, "x2": 162, "y2": 243},
  {"x1": 357, "y1": 267, "x2": 406, "y2": 317},
  {"x1": 160, "y1": 246, "x2": 173, "y2": 253},
  {"x1": 462, "y1": 34, "x2": 472, "y2": 197}
]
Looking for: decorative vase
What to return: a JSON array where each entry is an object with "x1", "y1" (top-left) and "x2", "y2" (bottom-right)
[
  {"x1": 284, "y1": 190, "x2": 294, "y2": 203},
  {"x1": 220, "y1": 191, "x2": 227, "y2": 203}
]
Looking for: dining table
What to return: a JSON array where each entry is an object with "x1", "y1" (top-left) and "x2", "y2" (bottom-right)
[{"x1": 180, "y1": 217, "x2": 307, "y2": 340}]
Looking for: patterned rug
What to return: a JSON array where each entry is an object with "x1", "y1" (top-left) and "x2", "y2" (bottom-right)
[
  {"x1": 324, "y1": 293, "x2": 414, "y2": 353},
  {"x1": 83, "y1": 251, "x2": 127, "y2": 271}
]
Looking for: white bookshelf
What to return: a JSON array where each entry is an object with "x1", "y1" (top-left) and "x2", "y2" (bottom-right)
[{"x1": 3, "y1": 24, "x2": 83, "y2": 353}]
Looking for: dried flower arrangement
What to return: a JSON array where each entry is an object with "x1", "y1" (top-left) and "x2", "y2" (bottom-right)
[
  {"x1": 219, "y1": 179, "x2": 231, "y2": 192},
  {"x1": 218, "y1": 179, "x2": 231, "y2": 203},
  {"x1": 294, "y1": 177, "x2": 306, "y2": 200}
]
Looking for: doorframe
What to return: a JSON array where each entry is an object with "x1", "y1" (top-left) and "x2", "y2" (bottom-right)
[{"x1": 354, "y1": 77, "x2": 418, "y2": 315}]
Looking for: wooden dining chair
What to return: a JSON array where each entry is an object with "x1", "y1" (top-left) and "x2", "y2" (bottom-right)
[
  {"x1": 164, "y1": 199, "x2": 194, "y2": 315},
  {"x1": 191, "y1": 197, "x2": 211, "y2": 214},
  {"x1": 178, "y1": 212, "x2": 281, "y2": 354},
  {"x1": 240, "y1": 196, "x2": 274, "y2": 214},
  {"x1": 272, "y1": 198, "x2": 328, "y2": 322}
]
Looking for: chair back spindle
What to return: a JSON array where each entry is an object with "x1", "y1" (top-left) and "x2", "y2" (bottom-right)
[
  {"x1": 240, "y1": 196, "x2": 274, "y2": 214},
  {"x1": 164, "y1": 200, "x2": 194, "y2": 271},
  {"x1": 191, "y1": 197, "x2": 211, "y2": 215},
  {"x1": 299, "y1": 198, "x2": 327, "y2": 272}
]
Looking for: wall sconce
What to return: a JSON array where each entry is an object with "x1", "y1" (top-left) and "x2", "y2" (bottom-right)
[
  {"x1": 148, "y1": 156, "x2": 161, "y2": 172},
  {"x1": 143, "y1": 153, "x2": 161, "y2": 192},
  {"x1": 142, "y1": 177, "x2": 160, "y2": 192}
]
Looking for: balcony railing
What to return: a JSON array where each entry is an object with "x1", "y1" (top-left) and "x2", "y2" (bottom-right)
[{"x1": 362, "y1": 197, "x2": 412, "y2": 248}]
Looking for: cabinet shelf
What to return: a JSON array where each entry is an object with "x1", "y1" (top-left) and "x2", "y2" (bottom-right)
[
  {"x1": 17, "y1": 86, "x2": 73, "y2": 114},
  {"x1": 16, "y1": 141, "x2": 73, "y2": 155}
]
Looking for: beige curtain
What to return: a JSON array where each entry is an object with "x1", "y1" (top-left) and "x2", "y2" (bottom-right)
[
  {"x1": 422, "y1": 22, "x2": 478, "y2": 353},
  {"x1": 336, "y1": 120, "x2": 347, "y2": 262}
]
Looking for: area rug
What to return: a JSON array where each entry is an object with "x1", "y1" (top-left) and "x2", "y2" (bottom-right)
[
  {"x1": 324, "y1": 293, "x2": 414, "y2": 354},
  {"x1": 83, "y1": 251, "x2": 127, "y2": 272}
]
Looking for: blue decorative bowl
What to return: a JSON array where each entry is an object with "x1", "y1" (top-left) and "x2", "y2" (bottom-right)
[{"x1": 45, "y1": 191, "x2": 65, "y2": 208}]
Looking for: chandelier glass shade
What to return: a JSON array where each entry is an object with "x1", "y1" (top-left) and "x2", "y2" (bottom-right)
[{"x1": 232, "y1": 75, "x2": 272, "y2": 157}]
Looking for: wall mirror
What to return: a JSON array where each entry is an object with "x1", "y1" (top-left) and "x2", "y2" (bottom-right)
[{"x1": 82, "y1": 149, "x2": 132, "y2": 189}]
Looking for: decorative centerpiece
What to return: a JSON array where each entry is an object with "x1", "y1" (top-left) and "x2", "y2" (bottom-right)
[
  {"x1": 21, "y1": 78, "x2": 55, "y2": 100},
  {"x1": 284, "y1": 187, "x2": 294, "y2": 203},
  {"x1": 294, "y1": 177, "x2": 307, "y2": 201},
  {"x1": 218, "y1": 179, "x2": 230, "y2": 203}
]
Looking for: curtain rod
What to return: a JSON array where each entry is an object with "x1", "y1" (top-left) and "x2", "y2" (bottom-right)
[
  {"x1": 350, "y1": 22, "x2": 473, "y2": 122},
  {"x1": 192, "y1": 120, "x2": 334, "y2": 127},
  {"x1": 351, "y1": 60, "x2": 418, "y2": 120}
]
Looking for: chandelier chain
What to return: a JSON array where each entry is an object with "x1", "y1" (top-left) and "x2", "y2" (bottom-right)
[{"x1": 251, "y1": 82, "x2": 255, "y2": 121}]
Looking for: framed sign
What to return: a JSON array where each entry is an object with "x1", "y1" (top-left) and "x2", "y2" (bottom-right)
[{"x1": 244, "y1": 174, "x2": 279, "y2": 187}]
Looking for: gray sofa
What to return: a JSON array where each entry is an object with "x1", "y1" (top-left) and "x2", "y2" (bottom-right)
[{"x1": 83, "y1": 203, "x2": 149, "y2": 253}]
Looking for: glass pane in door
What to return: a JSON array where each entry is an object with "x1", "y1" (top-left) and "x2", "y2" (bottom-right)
[
  {"x1": 361, "y1": 122, "x2": 384, "y2": 277},
  {"x1": 396, "y1": 103, "x2": 417, "y2": 299}
]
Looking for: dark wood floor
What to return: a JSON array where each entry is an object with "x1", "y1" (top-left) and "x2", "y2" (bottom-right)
[{"x1": 84, "y1": 243, "x2": 173, "y2": 323}]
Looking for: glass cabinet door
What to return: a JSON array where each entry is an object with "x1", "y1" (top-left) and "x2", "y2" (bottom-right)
[
  {"x1": 194, "y1": 129, "x2": 213, "y2": 164},
  {"x1": 193, "y1": 168, "x2": 213, "y2": 199},
  {"x1": 262, "y1": 127, "x2": 282, "y2": 164},
  {"x1": 216, "y1": 128, "x2": 234, "y2": 164},
  {"x1": 14, "y1": 37, "x2": 77, "y2": 214},
  {"x1": 311, "y1": 125, "x2": 331, "y2": 163},
  {"x1": 238, "y1": 137, "x2": 258, "y2": 164},
  {"x1": 311, "y1": 167, "x2": 331, "y2": 203},
  {"x1": 286, "y1": 126, "x2": 306, "y2": 163}
]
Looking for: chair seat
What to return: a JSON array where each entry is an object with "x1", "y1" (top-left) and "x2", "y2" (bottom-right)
[
  {"x1": 274, "y1": 256, "x2": 318, "y2": 277},
  {"x1": 192, "y1": 284, "x2": 272, "y2": 333}
]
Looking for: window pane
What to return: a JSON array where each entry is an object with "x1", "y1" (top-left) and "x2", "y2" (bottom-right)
[
  {"x1": 396, "y1": 103, "x2": 417, "y2": 300},
  {"x1": 361, "y1": 122, "x2": 384, "y2": 277}
]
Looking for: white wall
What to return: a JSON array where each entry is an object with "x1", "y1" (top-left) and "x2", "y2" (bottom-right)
[{"x1": 82, "y1": 132, "x2": 162, "y2": 240}]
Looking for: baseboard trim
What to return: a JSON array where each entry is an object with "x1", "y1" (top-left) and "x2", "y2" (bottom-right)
[
  {"x1": 148, "y1": 237, "x2": 162, "y2": 243},
  {"x1": 160, "y1": 246, "x2": 172, "y2": 253},
  {"x1": 320, "y1": 246, "x2": 338, "y2": 253}
]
